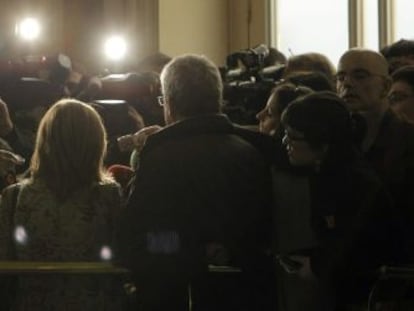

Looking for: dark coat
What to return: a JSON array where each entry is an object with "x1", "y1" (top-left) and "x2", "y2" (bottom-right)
[
  {"x1": 308, "y1": 157, "x2": 403, "y2": 306},
  {"x1": 363, "y1": 109, "x2": 414, "y2": 262},
  {"x1": 115, "y1": 114, "x2": 275, "y2": 311}
]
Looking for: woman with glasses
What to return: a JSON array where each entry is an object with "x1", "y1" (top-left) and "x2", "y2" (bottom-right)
[
  {"x1": 279, "y1": 91, "x2": 402, "y2": 310},
  {"x1": 256, "y1": 73, "x2": 334, "y2": 140}
]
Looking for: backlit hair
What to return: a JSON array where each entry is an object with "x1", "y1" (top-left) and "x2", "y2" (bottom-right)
[
  {"x1": 391, "y1": 65, "x2": 414, "y2": 90},
  {"x1": 281, "y1": 91, "x2": 353, "y2": 150},
  {"x1": 30, "y1": 98, "x2": 109, "y2": 201},
  {"x1": 160, "y1": 54, "x2": 222, "y2": 120}
]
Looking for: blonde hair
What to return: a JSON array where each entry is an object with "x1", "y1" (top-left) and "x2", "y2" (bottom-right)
[{"x1": 30, "y1": 98, "x2": 109, "y2": 201}]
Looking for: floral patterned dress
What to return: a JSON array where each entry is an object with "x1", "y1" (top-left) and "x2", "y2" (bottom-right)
[{"x1": 0, "y1": 178, "x2": 126, "y2": 311}]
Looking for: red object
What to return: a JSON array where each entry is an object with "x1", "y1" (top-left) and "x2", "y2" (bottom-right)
[{"x1": 107, "y1": 164, "x2": 134, "y2": 189}]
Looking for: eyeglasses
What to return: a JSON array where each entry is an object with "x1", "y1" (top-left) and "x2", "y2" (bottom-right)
[
  {"x1": 388, "y1": 92, "x2": 414, "y2": 104},
  {"x1": 157, "y1": 96, "x2": 165, "y2": 106},
  {"x1": 283, "y1": 130, "x2": 306, "y2": 142},
  {"x1": 334, "y1": 69, "x2": 386, "y2": 83}
]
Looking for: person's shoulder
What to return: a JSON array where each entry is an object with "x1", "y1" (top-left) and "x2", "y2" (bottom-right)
[
  {"x1": 379, "y1": 110, "x2": 414, "y2": 152},
  {"x1": 92, "y1": 180, "x2": 123, "y2": 206},
  {"x1": 232, "y1": 124, "x2": 278, "y2": 163},
  {"x1": 393, "y1": 114, "x2": 414, "y2": 150}
]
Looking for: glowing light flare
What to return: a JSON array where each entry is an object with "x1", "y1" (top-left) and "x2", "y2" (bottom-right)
[
  {"x1": 104, "y1": 36, "x2": 127, "y2": 61},
  {"x1": 100, "y1": 245, "x2": 113, "y2": 261},
  {"x1": 14, "y1": 225, "x2": 28, "y2": 245},
  {"x1": 16, "y1": 18, "x2": 41, "y2": 41}
]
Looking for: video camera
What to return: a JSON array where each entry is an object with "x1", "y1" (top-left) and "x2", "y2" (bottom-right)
[
  {"x1": 226, "y1": 44, "x2": 270, "y2": 79},
  {"x1": 0, "y1": 53, "x2": 71, "y2": 112},
  {"x1": 222, "y1": 44, "x2": 285, "y2": 125}
]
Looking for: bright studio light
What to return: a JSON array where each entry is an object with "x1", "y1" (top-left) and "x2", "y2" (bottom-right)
[
  {"x1": 16, "y1": 18, "x2": 41, "y2": 41},
  {"x1": 104, "y1": 35, "x2": 127, "y2": 61}
]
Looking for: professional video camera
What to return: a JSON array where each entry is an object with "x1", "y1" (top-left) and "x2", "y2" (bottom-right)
[
  {"x1": 0, "y1": 53, "x2": 71, "y2": 111},
  {"x1": 222, "y1": 44, "x2": 285, "y2": 125},
  {"x1": 96, "y1": 71, "x2": 164, "y2": 126}
]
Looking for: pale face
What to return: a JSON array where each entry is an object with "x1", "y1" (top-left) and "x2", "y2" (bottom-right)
[
  {"x1": 389, "y1": 80, "x2": 414, "y2": 122},
  {"x1": 256, "y1": 92, "x2": 280, "y2": 136},
  {"x1": 282, "y1": 126, "x2": 326, "y2": 168},
  {"x1": 336, "y1": 51, "x2": 390, "y2": 113}
]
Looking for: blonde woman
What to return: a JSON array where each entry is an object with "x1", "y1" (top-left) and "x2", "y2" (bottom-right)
[{"x1": 0, "y1": 99, "x2": 124, "y2": 310}]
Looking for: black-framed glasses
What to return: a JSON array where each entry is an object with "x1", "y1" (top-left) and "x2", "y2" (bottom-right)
[
  {"x1": 283, "y1": 130, "x2": 306, "y2": 142},
  {"x1": 157, "y1": 96, "x2": 165, "y2": 106},
  {"x1": 388, "y1": 92, "x2": 414, "y2": 104}
]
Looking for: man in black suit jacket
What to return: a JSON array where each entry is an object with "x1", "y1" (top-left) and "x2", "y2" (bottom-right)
[{"x1": 115, "y1": 54, "x2": 275, "y2": 311}]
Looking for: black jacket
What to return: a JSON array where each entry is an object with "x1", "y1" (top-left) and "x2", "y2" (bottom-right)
[
  {"x1": 115, "y1": 114, "x2": 275, "y2": 311},
  {"x1": 308, "y1": 156, "x2": 402, "y2": 306}
]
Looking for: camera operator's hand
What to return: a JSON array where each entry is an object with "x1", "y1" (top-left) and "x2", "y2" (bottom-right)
[{"x1": 0, "y1": 98, "x2": 14, "y2": 137}]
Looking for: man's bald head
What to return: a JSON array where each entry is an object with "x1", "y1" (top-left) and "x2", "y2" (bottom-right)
[
  {"x1": 336, "y1": 48, "x2": 391, "y2": 113},
  {"x1": 339, "y1": 48, "x2": 389, "y2": 77}
]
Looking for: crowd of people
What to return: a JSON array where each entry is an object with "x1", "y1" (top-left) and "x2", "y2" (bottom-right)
[{"x1": 1, "y1": 38, "x2": 414, "y2": 311}]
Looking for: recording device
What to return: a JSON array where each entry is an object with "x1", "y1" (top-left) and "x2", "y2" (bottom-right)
[
  {"x1": 97, "y1": 72, "x2": 163, "y2": 125},
  {"x1": 99, "y1": 72, "x2": 154, "y2": 103},
  {"x1": 1, "y1": 77, "x2": 62, "y2": 111},
  {"x1": 92, "y1": 99, "x2": 132, "y2": 137},
  {"x1": 0, "y1": 54, "x2": 70, "y2": 112},
  {"x1": 226, "y1": 44, "x2": 270, "y2": 73},
  {"x1": 221, "y1": 44, "x2": 285, "y2": 125}
]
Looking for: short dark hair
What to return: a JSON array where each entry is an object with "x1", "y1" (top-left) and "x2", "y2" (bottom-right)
[
  {"x1": 391, "y1": 65, "x2": 414, "y2": 91},
  {"x1": 381, "y1": 39, "x2": 414, "y2": 59},
  {"x1": 281, "y1": 91, "x2": 353, "y2": 150}
]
